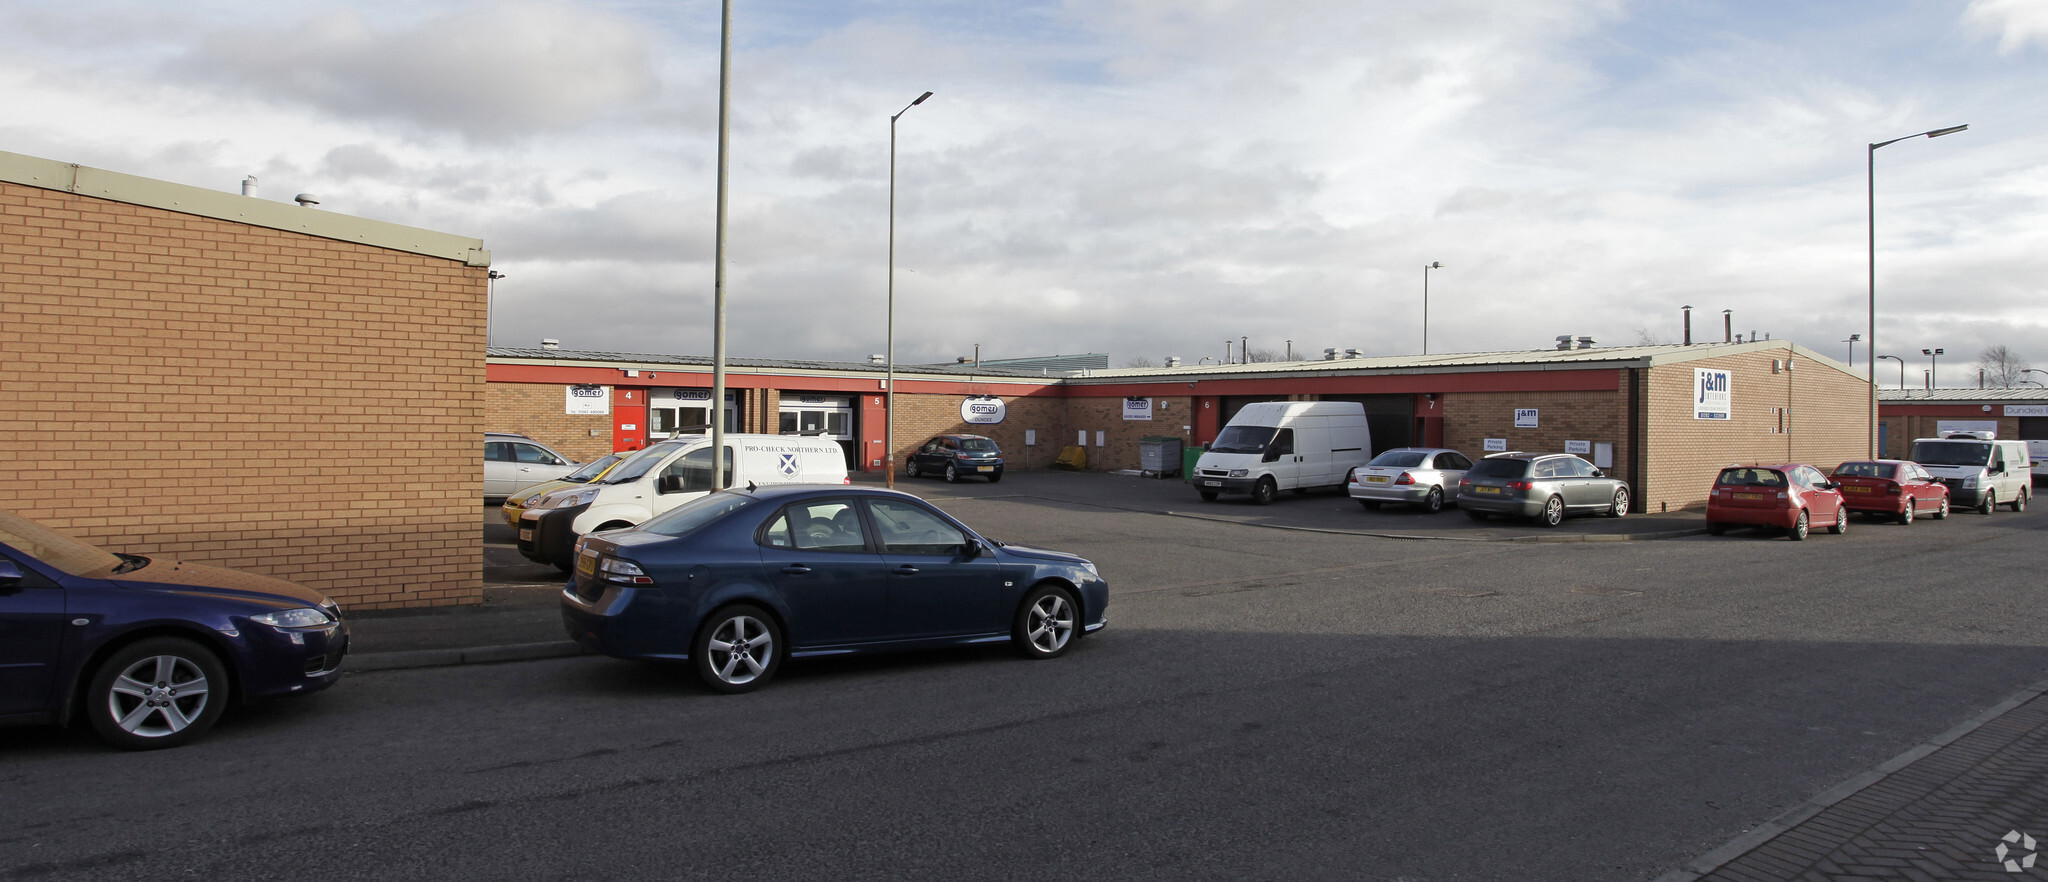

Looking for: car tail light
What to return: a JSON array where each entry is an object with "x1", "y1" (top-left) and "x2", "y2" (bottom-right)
[
  {"x1": 1395, "y1": 472, "x2": 1415, "y2": 485},
  {"x1": 1459, "y1": 477, "x2": 1470, "y2": 487},
  {"x1": 1506, "y1": 480, "x2": 1534, "y2": 491},
  {"x1": 842, "y1": 477, "x2": 852, "y2": 484},
  {"x1": 1886, "y1": 484, "x2": 1901, "y2": 495}
]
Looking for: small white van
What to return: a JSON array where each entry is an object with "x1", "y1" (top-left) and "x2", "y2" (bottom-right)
[
  {"x1": 517, "y1": 434, "x2": 850, "y2": 568},
  {"x1": 1909, "y1": 432, "x2": 2033, "y2": 514},
  {"x1": 1192, "y1": 401, "x2": 1372, "y2": 505}
]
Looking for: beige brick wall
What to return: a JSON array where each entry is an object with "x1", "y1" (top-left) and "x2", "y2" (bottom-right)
[
  {"x1": 1643, "y1": 351, "x2": 1868, "y2": 512},
  {"x1": 889, "y1": 391, "x2": 1071, "y2": 470},
  {"x1": 1, "y1": 181, "x2": 481, "y2": 610},
  {"x1": 1060, "y1": 396, "x2": 1196, "y2": 472},
  {"x1": 486, "y1": 383, "x2": 615, "y2": 461}
]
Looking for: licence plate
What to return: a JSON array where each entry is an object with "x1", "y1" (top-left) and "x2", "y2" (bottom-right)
[
  {"x1": 519, "y1": 528, "x2": 533, "y2": 542},
  {"x1": 1366, "y1": 476, "x2": 1389, "y2": 484},
  {"x1": 1203, "y1": 480, "x2": 1222, "y2": 487},
  {"x1": 1734, "y1": 492, "x2": 1765, "y2": 501},
  {"x1": 575, "y1": 552, "x2": 598, "y2": 577},
  {"x1": 1844, "y1": 486, "x2": 1872, "y2": 493},
  {"x1": 977, "y1": 465, "x2": 994, "y2": 472},
  {"x1": 1474, "y1": 486, "x2": 1500, "y2": 494}
]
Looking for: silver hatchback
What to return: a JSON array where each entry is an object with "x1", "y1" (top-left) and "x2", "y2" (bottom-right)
[
  {"x1": 1454, "y1": 452, "x2": 1630, "y2": 527},
  {"x1": 1346, "y1": 448, "x2": 1473, "y2": 513}
]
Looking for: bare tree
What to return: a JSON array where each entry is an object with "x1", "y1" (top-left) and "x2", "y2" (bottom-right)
[
  {"x1": 1243, "y1": 347, "x2": 1282, "y2": 363},
  {"x1": 1973, "y1": 344, "x2": 2031, "y2": 387},
  {"x1": 1122, "y1": 355, "x2": 1159, "y2": 369},
  {"x1": 1632, "y1": 324, "x2": 1665, "y2": 346}
]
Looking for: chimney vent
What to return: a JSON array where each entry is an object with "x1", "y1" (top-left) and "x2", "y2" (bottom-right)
[
  {"x1": 541, "y1": 339, "x2": 559, "y2": 351},
  {"x1": 869, "y1": 354, "x2": 885, "y2": 365},
  {"x1": 1165, "y1": 356, "x2": 1181, "y2": 367}
]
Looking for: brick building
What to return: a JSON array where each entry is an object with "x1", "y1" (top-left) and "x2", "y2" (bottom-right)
[
  {"x1": 3, "y1": 149, "x2": 490, "y2": 610},
  {"x1": 1876, "y1": 389, "x2": 2048, "y2": 464},
  {"x1": 489, "y1": 339, "x2": 1871, "y2": 514}
]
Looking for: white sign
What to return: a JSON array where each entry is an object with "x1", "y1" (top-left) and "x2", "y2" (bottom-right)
[
  {"x1": 960, "y1": 397, "x2": 1007, "y2": 425},
  {"x1": 1564, "y1": 440, "x2": 1591, "y2": 455},
  {"x1": 1123, "y1": 397, "x2": 1154, "y2": 421},
  {"x1": 1514, "y1": 408, "x2": 1539, "y2": 428},
  {"x1": 2005, "y1": 405, "x2": 2048, "y2": 417},
  {"x1": 1483, "y1": 438, "x2": 1507, "y2": 452},
  {"x1": 1937, "y1": 420, "x2": 1998, "y2": 438},
  {"x1": 566, "y1": 385, "x2": 610, "y2": 415},
  {"x1": 1695, "y1": 368, "x2": 1732, "y2": 420},
  {"x1": 1025, "y1": 430, "x2": 1037, "y2": 447},
  {"x1": 1593, "y1": 442, "x2": 1614, "y2": 469},
  {"x1": 1095, "y1": 431, "x2": 1106, "y2": 447}
]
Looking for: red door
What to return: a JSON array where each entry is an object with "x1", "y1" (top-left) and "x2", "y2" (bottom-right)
[{"x1": 613, "y1": 387, "x2": 648, "y2": 452}]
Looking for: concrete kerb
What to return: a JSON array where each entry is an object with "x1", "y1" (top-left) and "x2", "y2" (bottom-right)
[
  {"x1": 1160, "y1": 510, "x2": 1710, "y2": 543},
  {"x1": 1650, "y1": 677, "x2": 2048, "y2": 882},
  {"x1": 345, "y1": 642, "x2": 586, "y2": 674}
]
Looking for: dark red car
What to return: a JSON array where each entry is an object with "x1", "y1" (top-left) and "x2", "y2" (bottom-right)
[
  {"x1": 1829, "y1": 460, "x2": 1950, "y2": 525},
  {"x1": 1705, "y1": 463, "x2": 1847, "y2": 541}
]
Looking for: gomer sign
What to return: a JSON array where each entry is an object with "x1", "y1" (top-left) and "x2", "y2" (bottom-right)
[{"x1": 961, "y1": 397, "x2": 1006, "y2": 425}]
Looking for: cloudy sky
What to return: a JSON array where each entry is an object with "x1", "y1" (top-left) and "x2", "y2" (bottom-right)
[{"x1": 4, "y1": 0, "x2": 2045, "y2": 386}]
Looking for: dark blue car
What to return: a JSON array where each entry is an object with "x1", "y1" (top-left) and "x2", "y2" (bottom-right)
[
  {"x1": 0, "y1": 510, "x2": 348, "y2": 749},
  {"x1": 561, "y1": 485, "x2": 1107, "y2": 692},
  {"x1": 906, "y1": 434, "x2": 1005, "y2": 483}
]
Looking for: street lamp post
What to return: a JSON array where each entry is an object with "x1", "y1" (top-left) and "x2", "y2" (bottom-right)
[
  {"x1": 1922, "y1": 348, "x2": 1944, "y2": 390},
  {"x1": 1877, "y1": 354, "x2": 1905, "y2": 390},
  {"x1": 2022, "y1": 368, "x2": 2048, "y2": 388},
  {"x1": 486, "y1": 270, "x2": 506, "y2": 348},
  {"x1": 885, "y1": 90, "x2": 933, "y2": 490},
  {"x1": 1868, "y1": 123, "x2": 1968, "y2": 456},
  {"x1": 1842, "y1": 333, "x2": 1859, "y2": 368},
  {"x1": 1422, "y1": 262, "x2": 1442, "y2": 355}
]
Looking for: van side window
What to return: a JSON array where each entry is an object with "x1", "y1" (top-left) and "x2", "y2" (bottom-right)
[
  {"x1": 1270, "y1": 429, "x2": 1295, "y2": 456},
  {"x1": 663, "y1": 447, "x2": 735, "y2": 493}
]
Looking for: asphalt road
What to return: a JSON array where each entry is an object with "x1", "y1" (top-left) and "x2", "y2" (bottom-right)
[{"x1": 6, "y1": 476, "x2": 2046, "y2": 881}]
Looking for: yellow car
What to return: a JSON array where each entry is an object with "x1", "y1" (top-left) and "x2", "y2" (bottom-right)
[{"x1": 500, "y1": 454, "x2": 624, "y2": 527}]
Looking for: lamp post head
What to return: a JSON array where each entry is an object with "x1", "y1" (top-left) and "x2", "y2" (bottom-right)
[
  {"x1": 1849, "y1": 334, "x2": 1860, "y2": 342},
  {"x1": 1926, "y1": 124, "x2": 1968, "y2": 138},
  {"x1": 1427, "y1": 261, "x2": 1442, "y2": 269},
  {"x1": 912, "y1": 91, "x2": 933, "y2": 106},
  {"x1": 488, "y1": 270, "x2": 506, "y2": 281}
]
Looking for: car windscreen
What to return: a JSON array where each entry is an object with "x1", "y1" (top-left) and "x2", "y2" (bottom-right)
[
  {"x1": 958, "y1": 438, "x2": 999, "y2": 452},
  {"x1": 637, "y1": 492, "x2": 761, "y2": 537},
  {"x1": 1209, "y1": 425, "x2": 1278, "y2": 454},
  {"x1": 1466, "y1": 459, "x2": 1529, "y2": 479},
  {"x1": 0, "y1": 509, "x2": 122, "y2": 576},
  {"x1": 562, "y1": 454, "x2": 623, "y2": 483},
  {"x1": 605, "y1": 442, "x2": 688, "y2": 482},
  {"x1": 1716, "y1": 468, "x2": 1786, "y2": 487},
  {"x1": 1368, "y1": 451, "x2": 1427, "y2": 468},
  {"x1": 1910, "y1": 441, "x2": 1991, "y2": 467}
]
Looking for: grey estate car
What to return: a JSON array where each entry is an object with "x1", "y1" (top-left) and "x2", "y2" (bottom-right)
[
  {"x1": 1454, "y1": 452, "x2": 1630, "y2": 526},
  {"x1": 1346, "y1": 448, "x2": 1472, "y2": 513}
]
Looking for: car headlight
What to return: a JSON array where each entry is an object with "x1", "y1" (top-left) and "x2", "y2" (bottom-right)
[
  {"x1": 1227, "y1": 469, "x2": 1249, "y2": 478},
  {"x1": 558, "y1": 488, "x2": 600, "y2": 507},
  {"x1": 251, "y1": 608, "x2": 334, "y2": 628}
]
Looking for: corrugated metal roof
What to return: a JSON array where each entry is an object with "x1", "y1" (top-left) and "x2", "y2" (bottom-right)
[
  {"x1": 1878, "y1": 388, "x2": 2048, "y2": 403},
  {"x1": 1059, "y1": 340, "x2": 1835, "y2": 383},
  {"x1": 486, "y1": 347, "x2": 1064, "y2": 379}
]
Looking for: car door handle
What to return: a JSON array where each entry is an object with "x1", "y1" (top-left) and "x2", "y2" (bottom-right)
[
  {"x1": 781, "y1": 565, "x2": 812, "y2": 575},
  {"x1": 893, "y1": 565, "x2": 920, "y2": 575}
]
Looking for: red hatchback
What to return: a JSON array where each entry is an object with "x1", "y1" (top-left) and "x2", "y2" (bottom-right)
[
  {"x1": 1829, "y1": 460, "x2": 1950, "y2": 525},
  {"x1": 1705, "y1": 463, "x2": 1847, "y2": 541}
]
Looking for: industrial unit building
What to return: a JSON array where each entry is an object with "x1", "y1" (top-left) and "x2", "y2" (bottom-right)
[{"x1": 489, "y1": 339, "x2": 1873, "y2": 514}]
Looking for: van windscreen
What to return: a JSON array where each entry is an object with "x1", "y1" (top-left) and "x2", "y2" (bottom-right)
[
  {"x1": 1910, "y1": 440, "x2": 1991, "y2": 467},
  {"x1": 1209, "y1": 425, "x2": 1278, "y2": 454}
]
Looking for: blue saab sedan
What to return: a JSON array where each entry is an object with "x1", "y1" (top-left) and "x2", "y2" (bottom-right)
[
  {"x1": 0, "y1": 509, "x2": 348, "y2": 750},
  {"x1": 561, "y1": 485, "x2": 1107, "y2": 692}
]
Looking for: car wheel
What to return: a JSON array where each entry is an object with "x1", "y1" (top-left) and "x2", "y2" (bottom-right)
[
  {"x1": 1013, "y1": 583, "x2": 1079, "y2": 660},
  {"x1": 1250, "y1": 477, "x2": 1277, "y2": 506},
  {"x1": 1359, "y1": 500, "x2": 1381, "y2": 511},
  {"x1": 1897, "y1": 503, "x2": 1915, "y2": 526},
  {"x1": 1828, "y1": 506, "x2": 1848, "y2": 535},
  {"x1": 1707, "y1": 522, "x2": 1727, "y2": 536},
  {"x1": 2012, "y1": 488, "x2": 2029, "y2": 512},
  {"x1": 1536, "y1": 495, "x2": 1565, "y2": 528},
  {"x1": 1933, "y1": 497, "x2": 1949, "y2": 520},
  {"x1": 1606, "y1": 487, "x2": 1629, "y2": 518},
  {"x1": 1465, "y1": 510, "x2": 1491, "y2": 521},
  {"x1": 944, "y1": 464, "x2": 960, "y2": 483},
  {"x1": 692, "y1": 604, "x2": 782, "y2": 694},
  {"x1": 1418, "y1": 488, "x2": 1444, "y2": 514},
  {"x1": 1788, "y1": 509, "x2": 1810, "y2": 541},
  {"x1": 1198, "y1": 490, "x2": 1219, "y2": 501},
  {"x1": 86, "y1": 637, "x2": 230, "y2": 751},
  {"x1": 906, "y1": 460, "x2": 921, "y2": 478},
  {"x1": 1979, "y1": 491, "x2": 1995, "y2": 515}
]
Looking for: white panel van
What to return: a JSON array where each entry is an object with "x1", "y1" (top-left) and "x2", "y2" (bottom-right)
[
  {"x1": 1910, "y1": 433, "x2": 2033, "y2": 514},
  {"x1": 1192, "y1": 402, "x2": 1373, "y2": 505},
  {"x1": 517, "y1": 434, "x2": 850, "y2": 568}
]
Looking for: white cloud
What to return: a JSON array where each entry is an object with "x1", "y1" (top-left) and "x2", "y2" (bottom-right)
[{"x1": 1966, "y1": 0, "x2": 2048, "y2": 53}]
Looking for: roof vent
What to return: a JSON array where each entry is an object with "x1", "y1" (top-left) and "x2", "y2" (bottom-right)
[
  {"x1": 541, "y1": 339, "x2": 559, "y2": 351},
  {"x1": 869, "y1": 354, "x2": 885, "y2": 365},
  {"x1": 1324, "y1": 348, "x2": 1340, "y2": 360},
  {"x1": 241, "y1": 175, "x2": 257, "y2": 197},
  {"x1": 1576, "y1": 336, "x2": 1596, "y2": 350},
  {"x1": 1165, "y1": 356, "x2": 1181, "y2": 367},
  {"x1": 1344, "y1": 348, "x2": 1364, "y2": 359},
  {"x1": 1556, "y1": 336, "x2": 1573, "y2": 350},
  {"x1": 294, "y1": 193, "x2": 320, "y2": 207},
  {"x1": 956, "y1": 356, "x2": 973, "y2": 364}
]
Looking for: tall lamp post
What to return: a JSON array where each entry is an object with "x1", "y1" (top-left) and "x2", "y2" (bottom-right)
[
  {"x1": 1922, "y1": 347, "x2": 1944, "y2": 390},
  {"x1": 1842, "y1": 333, "x2": 1859, "y2": 368},
  {"x1": 1422, "y1": 261, "x2": 1442, "y2": 355},
  {"x1": 885, "y1": 90, "x2": 933, "y2": 490},
  {"x1": 1877, "y1": 354, "x2": 1905, "y2": 390},
  {"x1": 2022, "y1": 368, "x2": 2048, "y2": 387},
  {"x1": 486, "y1": 270, "x2": 506, "y2": 348},
  {"x1": 1868, "y1": 123, "x2": 1968, "y2": 456}
]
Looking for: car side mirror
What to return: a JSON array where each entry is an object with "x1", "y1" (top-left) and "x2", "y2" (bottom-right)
[
  {"x1": 0, "y1": 558, "x2": 23, "y2": 591},
  {"x1": 656, "y1": 474, "x2": 683, "y2": 494},
  {"x1": 1590, "y1": 468, "x2": 1604, "y2": 477}
]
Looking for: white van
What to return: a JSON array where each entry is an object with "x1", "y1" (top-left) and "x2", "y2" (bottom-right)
[
  {"x1": 1909, "y1": 433, "x2": 2033, "y2": 514},
  {"x1": 517, "y1": 434, "x2": 850, "y2": 568},
  {"x1": 1192, "y1": 401, "x2": 1372, "y2": 505}
]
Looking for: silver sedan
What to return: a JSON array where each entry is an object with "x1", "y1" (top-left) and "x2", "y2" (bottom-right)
[{"x1": 1346, "y1": 448, "x2": 1473, "y2": 513}]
